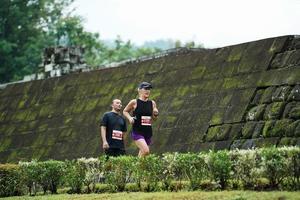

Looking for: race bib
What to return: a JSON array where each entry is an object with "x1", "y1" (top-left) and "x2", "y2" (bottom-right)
[
  {"x1": 112, "y1": 130, "x2": 123, "y2": 140},
  {"x1": 141, "y1": 116, "x2": 152, "y2": 126}
]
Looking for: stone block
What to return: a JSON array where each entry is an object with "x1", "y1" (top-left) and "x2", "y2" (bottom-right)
[
  {"x1": 271, "y1": 85, "x2": 292, "y2": 102},
  {"x1": 263, "y1": 102, "x2": 286, "y2": 120},
  {"x1": 250, "y1": 89, "x2": 264, "y2": 106},
  {"x1": 285, "y1": 120, "x2": 299, "y2": 137},
  {"x1": 246, "y1": 104, "x2": 266, "y2": 121},
  {"x1": 288, "y1": 102, "x2": 300, "y2": 119},
  {"x1": 242, "y1": 122, "x2": 256, "y2": 139},
  {"x1": 252, "y1": 121, "x2": 265, "y2": 138},
  {"x1": 262, "y1": 120, "x2": 276, "y2": 138},
  {"x1": 205, "y1": 124, "x2": 232, "y2": 142},
  {"x1": 260, "y1": 87, "x2": 276, "y2": 104},
  {"x1": 288, "y1": 85, "x2": 300, "y2": 101},
  {"x1": 278, "y1": 137, "x2": 299, "y2": 147},
  {"x1": 228, "y1": 123, "x2": 243, "y2": 140}
]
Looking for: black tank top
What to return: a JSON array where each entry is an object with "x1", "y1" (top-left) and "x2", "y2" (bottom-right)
[{"x1": 133, "y1": 99, "x2": 153, "y2": 138}]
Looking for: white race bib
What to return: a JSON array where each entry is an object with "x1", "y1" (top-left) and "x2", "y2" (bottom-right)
[
  {"x1": 112, "y1": 130, "x2": 123, "y2": 140},
  {"x1": 141, "y1": 116, "x2": 152, "y2": 126}
]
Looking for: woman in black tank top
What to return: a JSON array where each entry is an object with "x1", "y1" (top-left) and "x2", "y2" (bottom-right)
[{"x1": 123, "y1": 82, "x2": 159, "y2": 157}]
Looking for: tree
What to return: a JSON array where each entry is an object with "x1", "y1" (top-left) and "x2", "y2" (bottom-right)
[{"x1": 0, "y1": 0, "x2": 74, "y2": 83}]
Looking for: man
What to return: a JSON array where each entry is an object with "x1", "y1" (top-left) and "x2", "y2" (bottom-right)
[{"x1": 100, "y1": 99, "x2": 127, "y2": 157}]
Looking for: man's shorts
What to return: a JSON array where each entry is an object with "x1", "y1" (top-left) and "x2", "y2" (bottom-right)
[{"x1": 131, "y1": 131, "x2": 152, "y2": 145}]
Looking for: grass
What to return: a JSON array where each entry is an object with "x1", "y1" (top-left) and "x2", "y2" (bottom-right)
[{"x1": 2, "y1": 191, "x2": 300, "y2": 200}]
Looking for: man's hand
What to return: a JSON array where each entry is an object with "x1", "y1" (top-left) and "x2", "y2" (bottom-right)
[{"x1": 103, "y1": 141, "x2": 109, "y2": 150}]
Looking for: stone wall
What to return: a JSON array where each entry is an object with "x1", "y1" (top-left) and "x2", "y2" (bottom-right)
[{"x1": 0, "y1": 35, "x2": 299, "y2": 163}]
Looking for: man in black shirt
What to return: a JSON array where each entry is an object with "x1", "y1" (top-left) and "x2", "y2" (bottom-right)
[{"x1": 100, "y1": 99, "x2": 127, "y2": 157}]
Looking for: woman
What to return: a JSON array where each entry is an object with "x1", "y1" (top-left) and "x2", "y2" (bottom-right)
[{"x1": 123, "y1": 82, "x2": 159, "y2": 157}]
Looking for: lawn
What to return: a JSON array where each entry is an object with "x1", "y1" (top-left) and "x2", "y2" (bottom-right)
[{"x1": 2, "y1": 191, "x2": 300, "y2": 200}]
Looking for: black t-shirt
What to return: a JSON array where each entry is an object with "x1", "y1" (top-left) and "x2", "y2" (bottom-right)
[{"x1": 100, "y1": 112, "x2": 127, "y2": 149}]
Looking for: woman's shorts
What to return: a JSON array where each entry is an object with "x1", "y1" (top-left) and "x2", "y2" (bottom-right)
[{"x1": 131, "y1": 131, "x2": 152, "y2": 145}]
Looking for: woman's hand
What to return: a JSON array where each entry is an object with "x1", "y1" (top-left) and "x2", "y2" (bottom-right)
[{"x1": 129, "y1": 116, "x2": 135, "y2": 124}]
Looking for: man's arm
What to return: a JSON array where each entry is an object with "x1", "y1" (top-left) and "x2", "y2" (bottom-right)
[{"x1": 100, "y1": 126, "x2": 109, "y2": 149}]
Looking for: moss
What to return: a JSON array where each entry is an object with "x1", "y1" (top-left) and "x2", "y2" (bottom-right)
[
  {"x1": 17, "y1": 98, "x2": 27, "y2": 109},
  {"x1": 271, "y1": 86, "x2": 292, "y2": 102},
  {"x1": 32, "y1": 134, "x2": 46, "y2": 148},
  {"x1": 288, "y1": 103, "x2": 300, "y2": 119},
  {"x1": 205, "y1": 126, "x2": 218, "y2": 142},
  {"x1": 216, "y1": 124, "x2": 232, "y2": 141},
  {"x1": 170, "y1": 98, "x2": 185, "y2": 109},
  {"x1": 251, "y1": 89, "x2": 264, "y2": 106},
  {"x1": 14, "y1": 111, "x2": 28, "y2": 122},
  {"x1": 150, "y1": 89, "x2": 161, "y2": 100},
  {"x1": 36, "y1": 123, "x2": 48, "y2": 132},
  {"x1": 191, "y1": 65, "x2": 206, "y2": 79},
  {"x1": 84, "y1": 98, "x2": 99, "y2": 112},
  {"x1": 260, "y1": 87, "x2": 276, "y2": 104},
  {"x1": 242, "y1": 122, "x2": 256, "y2": 139},
  {"x1": 246, "y1": 104, "x2": 266, "y2": 121},
  {"x1": 176, "y1": 85, "x2": 190, "y2": 96},
  {"x1": 162, "y1": 115, "x2": 178, "y2": 128},
  {"x1": 227, "y1": 51, "x2": 242, "y2": 62},
  {"x1": 7, "y1": 151, "x2": 18, "y2": 163},
  {"x1": 262, "y1": 120, "x2": 275, "y2": 138},
  {"x1": 285, "y1": 120, "x2": 299, "y2": 137},
  {"x1": 264, "y1": 102, "x2": 285, "y2": 120},
  {"x1": 278, "y1": 137, "x2": 294, "y2": 146},
  {"x1": 219, "y1": 93, "x2": 232, "y2": 106},
  {"x1": 0, "y1": 138, "x2": 11, "y2": 152},
  {"x1": 210, "y1": 111, "x2": 223, "y2": 125},
  {"x1": 270, "y1": 119, "x2": 293, "y2": 137}
]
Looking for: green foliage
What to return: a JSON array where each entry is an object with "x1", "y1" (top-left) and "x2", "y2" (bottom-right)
[
  {"x1": 64, "y1": 160, "x2": 86, "y2": 194},
  {"x1": 135, "y1": 154, "x2": 163, "y2": 192},
  {"x1": 206, "y1": 150, "x2": 232, "y2": 189},
  {"x1": 19, "y1": 160, "x2": 65, "y2": 195},
  {"x1": 229, "y1": 149, "x2": 262, "y2": 189},
  {"x1": 176, "y1": 153, "x2": 208, "y2": 190},
  {"x1": 104, "y1": 155, "x2": 136, "y2": 192},
  {"x1": 0, "y1": 0, "x2": 74, "y2": 83},
  {"x1": 77, "y1": 157, "x2": 105, "y2": 193},
  {"x1": 19, "y1": 160, "x2": 40, "y2": 195},
  {"x1": 260, "y1": 147, "x2": 289, "y2": 189},
  {"x1": 0, "y1": 164, "x2": 24, "y2": 197},
  {"x1": 1, "y1": 147, "x2": 299, "y2": 197},
  {"x1": 36, "y1": 160, "x2": 66, "y2": 194}
]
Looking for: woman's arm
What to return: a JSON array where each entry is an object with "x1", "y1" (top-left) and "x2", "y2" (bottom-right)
[
  {"x1": 123, "y1": 99, "x2": 136, "y2": 124},
  {"x1": 152, "y1": 100, "x2": 159, "y2": 120}
]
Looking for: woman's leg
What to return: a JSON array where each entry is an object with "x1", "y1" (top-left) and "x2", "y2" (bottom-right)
[{"x1": 134, "y1": 139, "x2": 150, "y2": 157}]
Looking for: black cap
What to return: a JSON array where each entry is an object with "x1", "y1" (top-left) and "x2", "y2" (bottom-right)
[{"x1": 138, "y1": 82, "x2": 152, "y2": 89}]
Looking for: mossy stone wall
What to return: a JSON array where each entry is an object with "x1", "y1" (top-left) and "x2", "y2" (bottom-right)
[{"x1": 0, "y1": 35, "x2": 300, "y2": 163}]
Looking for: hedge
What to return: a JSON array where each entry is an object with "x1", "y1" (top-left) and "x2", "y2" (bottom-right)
[{"x1": 0, "y1": 146, "x2": 299, "y2": 197}]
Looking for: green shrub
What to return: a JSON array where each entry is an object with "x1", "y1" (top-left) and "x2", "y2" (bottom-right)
[
  {"x1": 0, "y1": 164, "x2": 24, "y2": 197},
  {"x1": 260, "y1": 147, "x2": 288, "y2": 189},
  {"x1": 135, "y1": 154, "x2": 163, "y2": 192},
  {"x1": 78, "y1": 157, "x2": 105, "y2": 193},
  {"x1": 176, "y1": 152, "x2": 208, "y2": 190},
  {"x1": 37, "y1": 160, "x2": 66, "y2": 194},
  {"x1": 206, "y1": 150, "x2": 232, "y2": 189},
  {"x1": 64, "y1": 160, "x2": 86, "y2": 194},
  {"x1": 278, "y1": 146, "x2": 300, "y2": 190},
  {"x1": 19, "y1": 160, "x2": 41, "y2": 195},
  {"x1": 230, "y1": 149, "x2": 262, "y2": 189},
  {"x1": 104, "y1": 156, "x2": 136, "y2": 192}
]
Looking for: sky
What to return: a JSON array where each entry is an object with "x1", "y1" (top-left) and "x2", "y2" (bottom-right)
[{"x1": 71, "y1": 0, "x2": 300, "y2": 48}]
